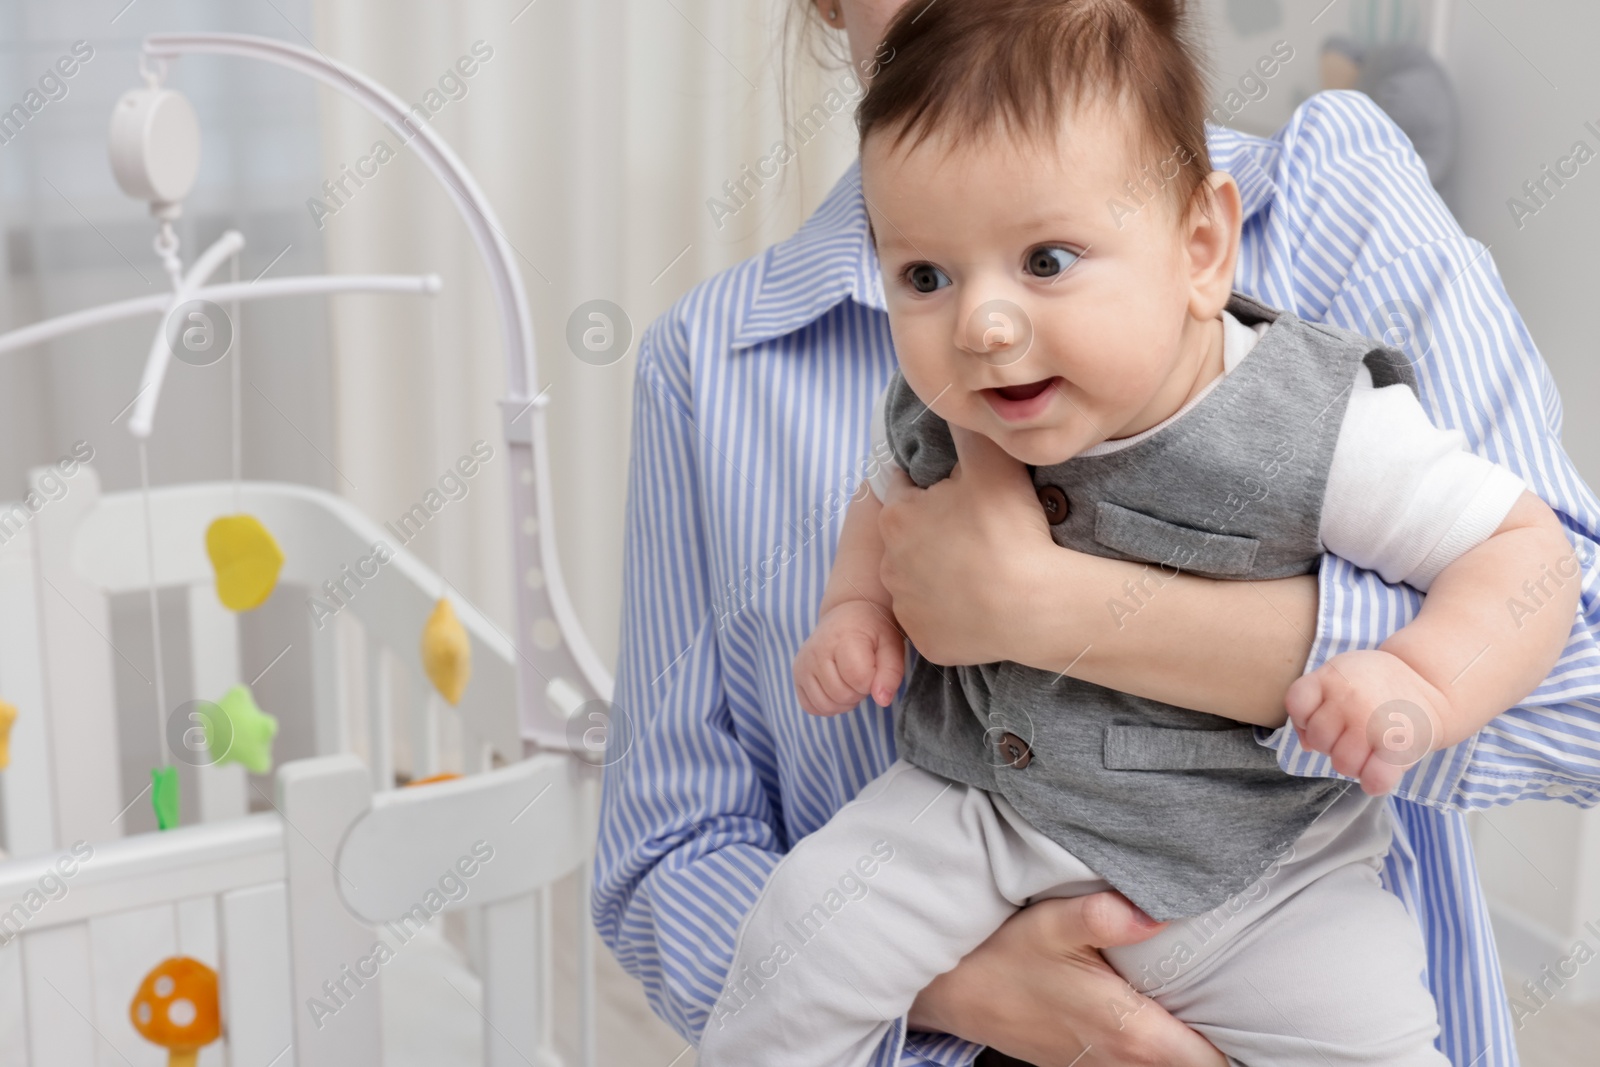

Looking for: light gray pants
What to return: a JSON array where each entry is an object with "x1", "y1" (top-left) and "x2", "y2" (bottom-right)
[{"x1": 699, "y1": 760, "x2": 1448, "y2": 1067}]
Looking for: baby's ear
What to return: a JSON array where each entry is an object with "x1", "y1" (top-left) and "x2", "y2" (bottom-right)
[{"x1": 1184, "y1": 171, "x2": 1243, "y2": 321}]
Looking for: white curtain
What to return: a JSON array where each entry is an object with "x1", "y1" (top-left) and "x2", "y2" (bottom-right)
[
  {"x1": 309, "y1": 5, "x2": 858, "y2": 1059},
  {"x1": 309, "y1": 0, "x2": 858, "y2": 667}
]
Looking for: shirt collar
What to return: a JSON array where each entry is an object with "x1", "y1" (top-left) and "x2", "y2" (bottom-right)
[
  {"x1": 731, "y1": 157, "x2": 885, "y2": 349},
  {"x1": 731, "y1": 125, "x2": 1279, "y2": 350}
]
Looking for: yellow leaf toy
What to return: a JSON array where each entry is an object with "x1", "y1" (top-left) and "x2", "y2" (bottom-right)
[
  {"x1": 205, "y1": 515, "x2": 284, "y2": 612},
  {"x1": 421, "y1": 598, "x2": 471, "y2": 705},
  {"x1": 0, "y1": 698, "x2": 17, "y2": 770}
]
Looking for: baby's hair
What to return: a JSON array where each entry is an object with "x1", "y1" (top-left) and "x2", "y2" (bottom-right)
[{"x1": 856, "y1": 0, "x2": 1214, "y2": 218}]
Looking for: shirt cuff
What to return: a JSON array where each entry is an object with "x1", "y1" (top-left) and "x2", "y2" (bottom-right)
[
  {"x1": 902, "y1": 1023, "x2": 985, "y2": 1066},
  {"x1": 1257, "y1": 553, "x2": 1478, "y2": 807}
]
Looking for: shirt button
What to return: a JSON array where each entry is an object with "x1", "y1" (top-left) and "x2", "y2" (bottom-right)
[
  {"x1": 1036, "y1": 485, "x2": 1070, "y2": 525},
  {"x1": 997, "y1": 731, "x2": 1032, "y2": 769}
]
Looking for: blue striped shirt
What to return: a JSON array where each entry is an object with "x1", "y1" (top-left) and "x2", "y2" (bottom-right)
[{"x1": 594, "y1": 91, "x2": 1600, "y2": 1066}]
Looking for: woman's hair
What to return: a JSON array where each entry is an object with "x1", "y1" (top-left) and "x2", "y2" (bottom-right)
[{"x1": 855, "y1": 0, "x2": 1213, "y2": 214}]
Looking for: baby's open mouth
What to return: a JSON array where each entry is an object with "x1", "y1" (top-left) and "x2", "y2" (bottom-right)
[
  {"x1": 990, "y1": 378, "x2": 1055, "y2": 402},
  {"x1": 983, "y1": 376, "x2": 1060, "y2": 423}
]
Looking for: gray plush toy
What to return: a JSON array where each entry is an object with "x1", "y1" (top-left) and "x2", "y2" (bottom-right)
[{"x1": 1321, "y1": 35, "x2": 1458, "y2": 193}]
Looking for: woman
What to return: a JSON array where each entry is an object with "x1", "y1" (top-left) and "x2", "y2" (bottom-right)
[{"x1": 594, "y1": 2, "x2": 1600, "y2": 1064}]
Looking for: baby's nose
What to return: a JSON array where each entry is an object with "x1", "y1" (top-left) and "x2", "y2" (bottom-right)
[{"x1": 959, "y1": 298, "x2": 1034, "y2": 367}]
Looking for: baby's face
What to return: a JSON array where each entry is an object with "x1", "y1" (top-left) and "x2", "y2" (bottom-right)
[{"x1": 863, "y1": 99, "x2": 1220, "y2": 467}]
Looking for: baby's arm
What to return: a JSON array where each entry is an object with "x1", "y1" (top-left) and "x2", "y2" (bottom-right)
[
  {"x1": 793, "y1": 486, "x2": 907, "y2": 716},
  {"x1": 1284, "y1": 371, "x2": 1580, "y2": 794},
  {"x1": 1288, "y1": 491, "x2": 1576, "y2": 794}
]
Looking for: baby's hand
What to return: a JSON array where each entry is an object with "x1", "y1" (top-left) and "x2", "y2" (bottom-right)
[
  {"x1": 793, "y1": 600, "x2": 906, "y2": 716},
  {"x1": 1284, "y1": 649, "x2": 1448, "y2": 796}
]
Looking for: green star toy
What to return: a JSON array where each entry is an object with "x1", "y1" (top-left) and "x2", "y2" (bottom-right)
[{"x1": 205, "y1": 684, "x2": 279, "y2": 775}]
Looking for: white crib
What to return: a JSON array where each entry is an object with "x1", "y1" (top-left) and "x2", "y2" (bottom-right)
[
  {"x1": 0, "y1": 757, "x2": 594, "y2": 1067},
  {"x1": 0, "y1": 467, "x2": 598, "y2": 1066}
]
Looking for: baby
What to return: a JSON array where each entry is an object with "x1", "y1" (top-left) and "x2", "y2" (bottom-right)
[{"x1": 699, "y1": 1, "x2": 1578, "y2": 1065}]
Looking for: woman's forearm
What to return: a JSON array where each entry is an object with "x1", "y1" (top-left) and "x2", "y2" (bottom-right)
[{"x1": 1012, "y1": 549, "x2": 1317, "y2": 725}]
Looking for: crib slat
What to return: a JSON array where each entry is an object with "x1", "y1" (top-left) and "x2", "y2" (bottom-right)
[
  {"x1": 463, "y1": 906, "x2": 486, "y2": 980},
  {"x1": 365, "y1": 642, "x2": 394, "y2": 791},
  {"x1": 279, "y1": 756, "x2": 380, "y2": 1065},
  {"x1": 187, "y1": 585, "x2": 249, "y2": 823},
  {"x1": 89, "y1": 903, "x2": 176, "y2": 1066},
  {"x1": 0, "y1": 523, "x2": 57, "y2": 859},
  {"x1": 307, "y1": 611, "x2": 346, "y2": 757},
  {"x1": 220, "y1": 883, "x2": 296, "y2": 1067},
  {"x1": 482, "y1": 891, "x2": 540, "y2": 1067},
  {"x1": 29, "y1": 467, "x2": 122, "y2": 847},
  {"x1": 176, "y1": 896, "x2": 225, "y2": 1067},
  {"x1": 538, "y1": 886, "x2": 555, "y2": 1061},
  {"x1": 577, "y1": 779, "x2": 599, "y2": 1067},
  {"x1": 0, "y1": 938, "x2": 28, "y2": 1066},
  {"x1": 176, "y1": 895, "x2": 218, "y2": 963},
  {"x1": 412, "y1": 668, "x2": 439, "y2": 781},
  {"x1": 22, "y1": 923, "x2": 98, "y2": 1065}
]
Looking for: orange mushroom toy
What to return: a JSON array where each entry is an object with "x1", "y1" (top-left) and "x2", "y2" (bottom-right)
[
  {"x1": 404, "y1": 772, "x2": 461, "y2": 787},
  {"x1": 129, "y1": 956, "x2": 221, "y2": 1066}
]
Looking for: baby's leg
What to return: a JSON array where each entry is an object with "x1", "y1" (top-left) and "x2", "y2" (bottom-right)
[
  {"x1": 1104, "y1": 859, "x2": 1449, "y2": 1067},
  {"x1": 698, "y1": 759, "x2": 1105, "y2": 1067}
]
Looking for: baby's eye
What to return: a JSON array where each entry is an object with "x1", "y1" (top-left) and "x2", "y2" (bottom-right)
[
  {"x1": 1026, "y1": 246, "x2": 1080, "y2": 279},
  {"x1": 904, "y1": 263, "x2": 950, "y2": 294}
]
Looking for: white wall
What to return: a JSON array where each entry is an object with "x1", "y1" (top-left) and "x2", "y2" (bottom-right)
[
  {"x1": 1441, "y1": 0, "x2": 1600, "y2": 482},
  {"x1": 1439, "y1": 0, "x2": 1600, "y2": 1003}
]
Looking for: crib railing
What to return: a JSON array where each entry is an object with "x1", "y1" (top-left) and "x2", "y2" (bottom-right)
[
  {"x1": 0, "y1": 462, "x2": 598, "y2": 1065},
  {"x1": 0, "y1": 812, "x2": 287, "y2": 1066},
  {"x1": 0, "y1": 463, "x2": 526, "y2": 855},
  {"x1": 0, "y1": 750, "x2": 596, "y2": 1066}
]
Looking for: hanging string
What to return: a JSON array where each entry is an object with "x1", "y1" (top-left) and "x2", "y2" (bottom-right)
[
  {"x1": 139, "y1": 438, "x2": 169, "y2": 765},
  {"x1": 153, "y1": 218, "x2": 184, "y2": 292},
  {"x1": 144, "y1": 209, "x2": 182, "y2": 770},
  {"x1": 429, "y1": 292, "x2": 447, "y2": 601},
  {"x1": 231, "y1": 252, "x2": 242, "y2": 513}
]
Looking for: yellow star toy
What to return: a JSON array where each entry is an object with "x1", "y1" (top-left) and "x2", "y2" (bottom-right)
[
  {"x1": 205, "y1": 515, "x2": 284, "y2": 612},
  {"x1": 421, "y1": 598, "x2": 471, "y2": 706}
]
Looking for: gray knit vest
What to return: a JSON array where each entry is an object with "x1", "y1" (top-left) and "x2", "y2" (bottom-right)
[{"x1": 883, "y1": 291, "x2": 1419, "y2": 920}]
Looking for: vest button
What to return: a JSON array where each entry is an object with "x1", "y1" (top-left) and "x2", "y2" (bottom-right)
[
  {"x1": 1036, "y1": 485, "x2": 1070, "y2": 525},
  {"x1": 997, "y1": 731, "x2": 1032, "y2": 769}
]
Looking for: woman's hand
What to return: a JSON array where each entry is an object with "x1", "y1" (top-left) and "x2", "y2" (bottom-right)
[
  {"x1": 908, "y1": 892, "x2": 1227, "y2": 1067},
  {"x1": 878, "y1": 425, "x2": 1058, "y2": 666},
  {"x1": 877, "y1": 423, "x2": 1317, "y2": 721}
]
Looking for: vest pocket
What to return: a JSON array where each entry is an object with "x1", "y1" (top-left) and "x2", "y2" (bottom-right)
[
  {"x1": 1092, "y1": 501, "x2": 1259, "y2": 577},
  {"x1": 1102, "y1": 725, "x2": 1274, "y2": 771}
]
